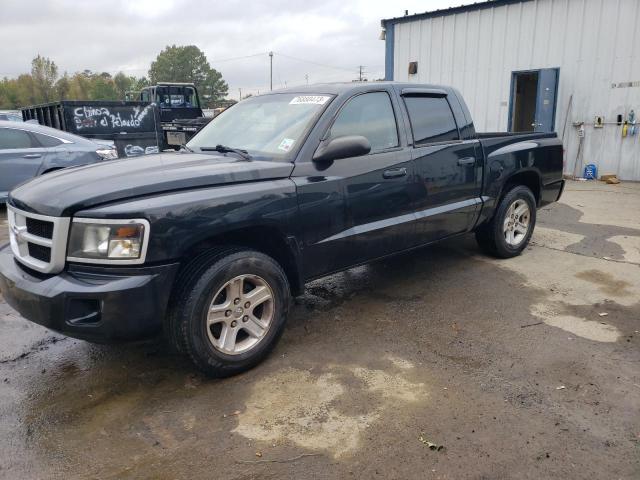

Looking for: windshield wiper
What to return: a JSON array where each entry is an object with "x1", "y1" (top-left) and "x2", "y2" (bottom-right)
[
  {"x1": 200, "y1": 144, "x2": 252, "y2": 161},
  {"x1": 180, "y1": 144, "x2": 194, "y2": 152}
]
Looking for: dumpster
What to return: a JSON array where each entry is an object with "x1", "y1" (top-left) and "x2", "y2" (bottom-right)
[{"x1": 21, "y1": 101, "x2": 163, "y2": 158}]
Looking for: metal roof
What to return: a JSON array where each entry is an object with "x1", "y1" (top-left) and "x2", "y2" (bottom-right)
[{"x1": 381, "y1": 0, "x2": 532, "y2": 27}]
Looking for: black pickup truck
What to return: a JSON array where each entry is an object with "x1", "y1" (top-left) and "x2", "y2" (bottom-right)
[{"x1": 0, "y1": 83, "x2": 564, "y2": 377}]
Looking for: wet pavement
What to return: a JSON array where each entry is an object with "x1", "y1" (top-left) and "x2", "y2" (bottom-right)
[{"x1": 0, "y1": 180, "x2": 639, "y2": 479}]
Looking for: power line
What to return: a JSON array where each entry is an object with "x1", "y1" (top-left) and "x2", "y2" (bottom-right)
[
  {"x1": 211, "y1": 52, "x2": 269, "y2": 63},
  {"x1": 272, "y1": 52, "x2": 355, "y2": 73}
]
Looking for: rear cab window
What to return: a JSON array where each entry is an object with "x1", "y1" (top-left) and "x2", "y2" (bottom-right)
[
  {"x1": 330, "y1": 91, "x2": 399, "y2": 152},
  {"x1": 403, "y1": 96, "x2": 459, "y2": 145}
]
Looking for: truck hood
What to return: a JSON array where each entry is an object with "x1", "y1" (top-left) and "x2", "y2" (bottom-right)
[{"x1": 9, "y1": 152, "x2": 295, "y2": 217}]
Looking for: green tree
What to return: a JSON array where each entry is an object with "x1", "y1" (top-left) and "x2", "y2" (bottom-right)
[
  {"x1": 31, "y1": 55, "x2": 58, "y2": 103},
  {"x1": 67, "y1": 71, "x2": 93, "y2": 99},
  {"x1": 148, "y1": 45, "x2": 228, "y2": 106},
  {"x1": 89, "y1": 74, "x2": 118, "y2": 100},
  {"x1": 55, "y1": 73, "x2": 71, "y2": 100},
  {"x1": 133, "y1": 76, "x2": 150, "y2": 90},
  {"x1": 0, "y1": 78, "x2": 20, "y2": 108},
  {"x1": 15, "y1": 74, "x2": 38, "y2": 106},
  {"x1": 113, "y1": 72, "x2": 134, "y2": 98}
]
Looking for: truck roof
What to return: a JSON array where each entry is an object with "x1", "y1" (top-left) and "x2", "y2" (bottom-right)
[
  {"x1": 261, "y1": 81, "x2": 455, "y2": 96},
  {"x1": 152, "y1": 82, "x2": 197, "y2": 87}
]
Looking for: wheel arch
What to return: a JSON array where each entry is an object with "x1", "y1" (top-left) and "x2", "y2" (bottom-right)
[
  {"x1": 499, "y1": 169, "x2": 541, "y2": 206},
  {"x1": 178, "y1": 225, "x2": 304, "y2": 296}
]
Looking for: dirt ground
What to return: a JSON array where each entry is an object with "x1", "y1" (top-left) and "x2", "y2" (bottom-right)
[{"x1": 0, "y1": 180, "x2": 638, "y2": 480}]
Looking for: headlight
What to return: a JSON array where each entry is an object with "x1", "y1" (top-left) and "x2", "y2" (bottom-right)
[
  {"x1": 96, "y1": 148, "x2": 118, "y2": 160},
  {"x1": 67, "y1": 219, "x2": 150, "y2": 264}
]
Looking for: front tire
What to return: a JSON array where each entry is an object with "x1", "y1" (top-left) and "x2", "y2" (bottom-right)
[
  {"x1": 475, "y1": 185, "x2": 537, "y2": 258},
  {"x1": 172, "y1": 248, "x2": 291, "y2": 377}
]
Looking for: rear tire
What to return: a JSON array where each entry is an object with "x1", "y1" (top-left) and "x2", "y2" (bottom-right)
[
  {"x1": 171, "y1": 248, "x2": 291, "y2": 377},
  {"x1": 475, "y1": 185, "x2": 536, "y2": 258}
]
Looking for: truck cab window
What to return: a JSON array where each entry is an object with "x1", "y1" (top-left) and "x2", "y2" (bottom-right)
[
  {"x1": 404, "y1": 96, "x2": 459, "y2": 144},
  {"x1": 185, "y1": 87, "x2": 199, "y2": 107},
  {"x1": 330, "y1": 92, "x2": 399, "y2": 152}
]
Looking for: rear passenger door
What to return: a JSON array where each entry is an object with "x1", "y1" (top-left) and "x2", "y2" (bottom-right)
[
  {"x1": 401, "y1": 91, "x2": 482, "y2": 244},
  {"x1": 0, "y1": 127, "x2": 46, "y2": 198}
]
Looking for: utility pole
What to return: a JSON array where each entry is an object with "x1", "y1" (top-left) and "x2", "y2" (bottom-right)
[
  {"x1": 305, "y1": 74, "x2": 309, "y2": 85},
  {"x1": 358, "y1": 65, "x2": 365, "y2": 81},
  {"x1": 238, "y1": 88, "x2": 242, "y2": 100},
  {"x1": 269, "y1": 51, "x2": 273, "y2": 91}
]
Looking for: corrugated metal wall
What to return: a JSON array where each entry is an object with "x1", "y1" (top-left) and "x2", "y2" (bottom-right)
[{"x1": 390, "y1": 0, "x2": 640, "y2": 180}]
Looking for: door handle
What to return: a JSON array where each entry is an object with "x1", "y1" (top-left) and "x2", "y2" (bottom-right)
[
  {"x1": 23, "y1": 153, "x2": 42, "y2": 159},
  {"x1": 457, "y1": 157, "x2": 476, "y2": 166},
  {"x1": 383, "y1": 167, "x2": 407, "y2": 179}
]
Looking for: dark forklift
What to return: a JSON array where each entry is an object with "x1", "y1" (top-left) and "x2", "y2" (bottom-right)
[{"x1": 131, "y1": 83, "x2": 213, "y2": 149}]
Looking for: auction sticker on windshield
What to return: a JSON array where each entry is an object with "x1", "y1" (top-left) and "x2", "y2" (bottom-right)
[
  {"x1": 278, "y1": 138, "x2": 295, "y2": 151},
  {"x1": 289, "y1": 95, "x2": 331, "y2": 105}
]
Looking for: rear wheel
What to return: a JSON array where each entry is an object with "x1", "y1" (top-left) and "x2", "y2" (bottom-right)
[
  {"x1": 170, "y1": 248, "x2": 290, "y2": 377},
  {"x1": 475, "y1": 185, "x2": 537, "y2": 258}
]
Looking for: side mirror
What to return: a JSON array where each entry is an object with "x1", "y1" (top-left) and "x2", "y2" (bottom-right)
[{"x1": 313, "y1": 135, "x2": 371, "y2": 163}]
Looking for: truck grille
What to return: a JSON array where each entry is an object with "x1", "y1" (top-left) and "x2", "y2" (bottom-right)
[
  {"x1": 28, "y1": 243, "x2": 52, "y2": 263},
  {"x1": 26, "y1": 217, "x2": 54, "y2": 239},
  {"x1": 7, "y1": 206, "x2": 70, "y2": 274}
]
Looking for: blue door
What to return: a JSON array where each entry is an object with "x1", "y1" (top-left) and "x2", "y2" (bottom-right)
[
  {"x1": 534, "y1": 68, "x2": 559, "y2": 132},
  {"x1": 509, "y1": 68, "x2": 559, "y2": 133}
]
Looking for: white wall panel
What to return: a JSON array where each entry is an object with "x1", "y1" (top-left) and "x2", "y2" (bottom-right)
[{"x1": 391, "y1": 0, "x2": 640, "y2": 180}]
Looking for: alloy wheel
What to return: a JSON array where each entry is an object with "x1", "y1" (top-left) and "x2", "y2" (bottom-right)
[
  {"x1": 206, "y1": 274, "x2": 275, "y2": 355},
  {"x1": 503, "y1": 199, "x2": 531, "y2": 247}
]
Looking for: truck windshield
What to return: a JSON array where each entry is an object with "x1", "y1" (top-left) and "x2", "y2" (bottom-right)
[{"x1": 187, "y1": 93, "x2": 333, "y2": 160}]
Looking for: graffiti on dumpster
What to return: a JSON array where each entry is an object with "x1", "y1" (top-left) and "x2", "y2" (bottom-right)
[{"x1": 73, "y1": 105, "x2": 154, "y2": 132}]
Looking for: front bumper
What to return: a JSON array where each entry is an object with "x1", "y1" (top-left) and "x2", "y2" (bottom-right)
[{"x1": 0, "y1": 245, "x2": 179, "y2": 343}]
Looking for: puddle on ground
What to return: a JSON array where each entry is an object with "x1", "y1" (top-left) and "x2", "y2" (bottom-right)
[
  {"x1": 609, "y1": 235, "x2": 640, "y2": 264},
  {"x1": 531, "y1": 304, "x2": 621, "y2": 343},
  {"x1": 575, "y1": 270, "x2": 632, "y2": 296},
  {"x1": 532, "y1": 226, "x2": 585, "y2": 251},
  {"x1": 233, "y1": 360, "x2": 426, "y2": 458}
]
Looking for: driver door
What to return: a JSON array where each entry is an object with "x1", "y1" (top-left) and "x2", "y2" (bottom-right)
[{"x1": 293, "y1": 90, "x2": 416, "y2": 279}]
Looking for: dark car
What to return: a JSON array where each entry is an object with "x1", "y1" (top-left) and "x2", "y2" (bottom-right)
[
  {"x1": 0, "y1": 82, "x2": 564, "y2": 377},
  {"x1": 0, "y1": 120, "x2": 118, "y2": 202}
]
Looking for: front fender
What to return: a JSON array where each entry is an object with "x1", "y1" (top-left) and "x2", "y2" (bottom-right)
[{"x1": 72, "y1": 179, "x2": 299, "y2": 264}]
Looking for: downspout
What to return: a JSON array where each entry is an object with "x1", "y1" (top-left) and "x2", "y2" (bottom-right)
[{"x1": 383, "y1": 21, "x2": 395, "y2": 81}]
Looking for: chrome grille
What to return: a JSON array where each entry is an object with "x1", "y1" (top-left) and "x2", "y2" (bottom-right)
[{"x1": 7, "y1": 206, "x2": 70, "y2": 274}]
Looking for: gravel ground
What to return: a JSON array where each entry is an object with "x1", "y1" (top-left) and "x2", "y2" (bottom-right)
[{"x1": 0, "y1": 180, "x2": 638, "y2": 479}]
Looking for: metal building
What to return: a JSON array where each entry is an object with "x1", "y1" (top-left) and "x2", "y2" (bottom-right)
[{"x1": 382, "y1": 0, "x2": 640, "y2": 181}]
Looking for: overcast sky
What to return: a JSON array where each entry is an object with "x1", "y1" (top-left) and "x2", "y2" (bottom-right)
[{"x1": 2, "y1": 0, "x2": 468, "y2": 99}]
